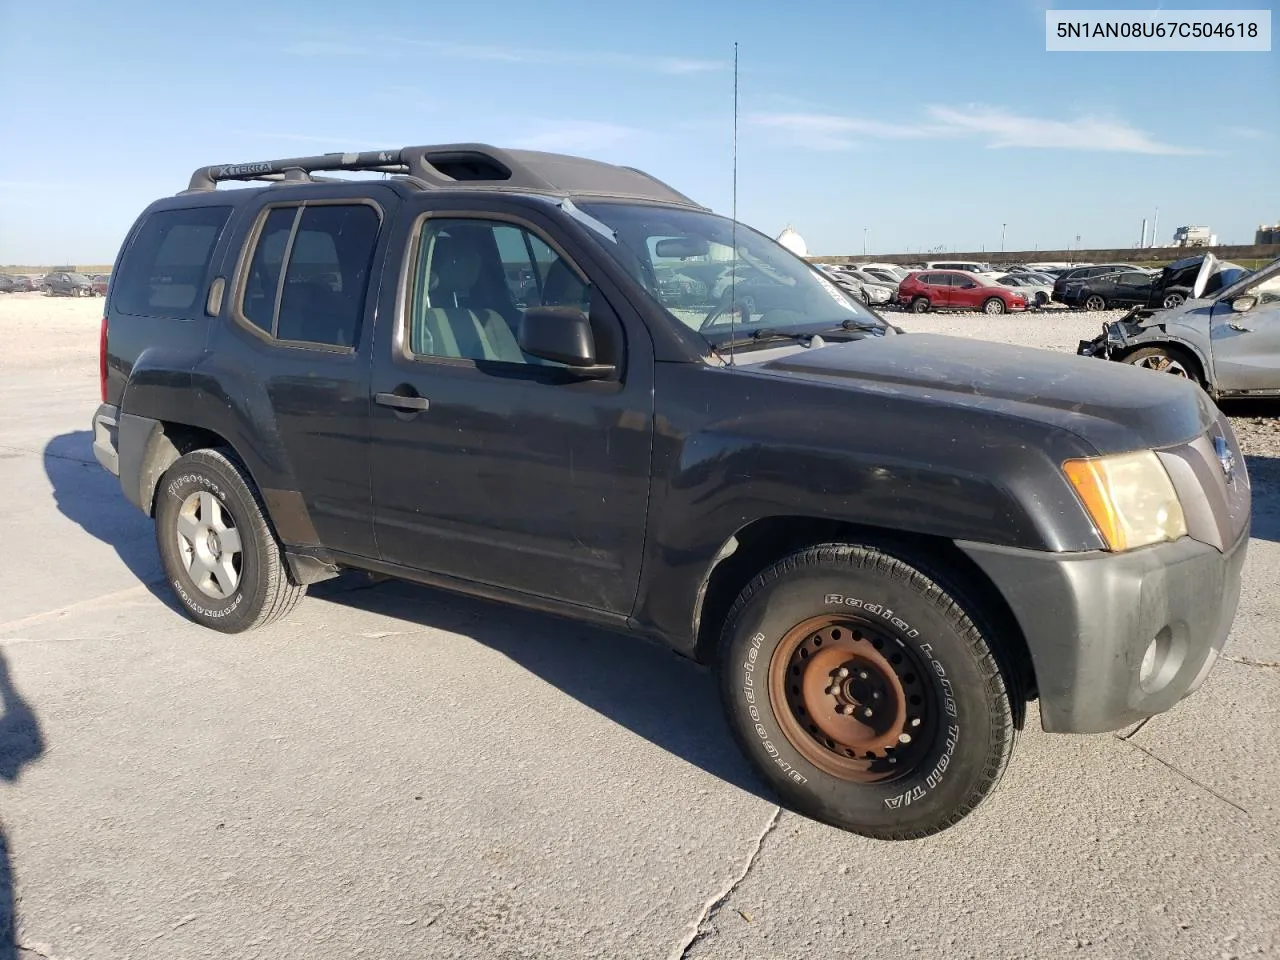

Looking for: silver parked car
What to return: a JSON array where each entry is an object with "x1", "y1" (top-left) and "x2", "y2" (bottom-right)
[
  {"x1": 996, "y1": 272, "x2": 1053, "y2": 307},
  {"x1": 1077, "y1": 255, "x2": 1280, "y2": 398}
]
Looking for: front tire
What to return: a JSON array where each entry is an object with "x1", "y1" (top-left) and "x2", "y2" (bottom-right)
[
  {"x1": 154, "y1": 448, "x2": 305, "y2": 633},
  {"x1": 717, "y1": 544, "x2": 1017, "y2": 840},
  {"x1": 982, "y1": 297, "x2": 1005, "y2": 315},
  {"x1": 1122, "y1": 345, "x2": 1203, "y2": 389}
]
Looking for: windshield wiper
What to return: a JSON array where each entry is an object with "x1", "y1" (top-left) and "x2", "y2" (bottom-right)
[
  {"x1": 838, "y1": 318, "x2": 885, "y2": 332},
  {"x1": 712, "y1": 329, "x2": 813, "y2": 353}
]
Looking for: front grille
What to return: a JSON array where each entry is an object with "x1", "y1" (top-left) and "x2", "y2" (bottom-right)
[{"x1": 1157, "y1": 413, "x2": 1251, "y2": 552}]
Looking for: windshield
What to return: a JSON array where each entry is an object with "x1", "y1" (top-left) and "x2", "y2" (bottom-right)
[{"x1": 575, "y1": 201, "x2": 884, "y2": 347}]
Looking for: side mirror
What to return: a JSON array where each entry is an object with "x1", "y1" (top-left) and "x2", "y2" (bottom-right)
[
  {"x1": 518, "y1": 307, "x2": 615, "y2": 378},
  {"x1": 1231, "y1": 295, "x2": 1258, "y2": 313}
]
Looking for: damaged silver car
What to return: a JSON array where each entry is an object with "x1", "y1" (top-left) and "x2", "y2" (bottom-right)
[{"x1": 1078, "y1": 255, "x2": 1280, "y2": 399}]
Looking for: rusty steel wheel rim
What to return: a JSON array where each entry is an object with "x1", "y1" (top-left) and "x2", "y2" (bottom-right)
[{"x1": 768, "y1": 615, "x2": 934, "y2": 783}]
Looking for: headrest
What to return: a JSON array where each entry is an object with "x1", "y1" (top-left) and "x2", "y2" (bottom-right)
[{"x1": 430, "y1": 237, "x2": 482, "y2": 296}]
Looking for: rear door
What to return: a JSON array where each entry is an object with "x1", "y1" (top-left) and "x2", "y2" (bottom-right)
[
  {"x1": 367, "y1": 199, "x2": 655, "y2": 614},
  {"x1": 1111, "y1": 272, "x2": 1152, "y2": 305},
  {"x1": 200, "y1": 185, "x2": 392, "y2": 558},
  {"x1": 922, "y1": 273, "x2": 951, "y2": 306}
]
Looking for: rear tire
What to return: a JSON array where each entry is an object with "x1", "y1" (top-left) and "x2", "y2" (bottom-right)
[
  {"x1": 1163, "y1": 292, "x2": 1186, "y2": 309},
  {"x1": 717, "y1": 543, "x2": 1017, "y2": 840},
  {"x1": 1085, "y1": 294, "x2": 1107, "y2": 311},
  {"x1": 911, "y1": 297, "x2": 931, "y2": 314},
  {"x1": 154, "y1": 448, "x2": 305, "y2": 633}
]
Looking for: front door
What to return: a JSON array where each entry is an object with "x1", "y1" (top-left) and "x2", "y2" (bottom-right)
[
  {"x1": 1210, "y1": 272, "x2": 1280, "y2": 392},
  {"x1": 950, "y1": 274, "x2": 982, "y2": 309},
  {"x1": 368, "y1": 205, "x2": 655, "y2": 614}
]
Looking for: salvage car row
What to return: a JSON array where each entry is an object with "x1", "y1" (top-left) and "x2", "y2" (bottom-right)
[
  {"x1": 814, "y1": 254, "x2": 1254, "y2": 317},
  {"x1": 0, "y1": 271, "x2": 110, "y2": 295}
]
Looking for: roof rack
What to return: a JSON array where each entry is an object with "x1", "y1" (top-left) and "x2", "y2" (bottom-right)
[{"x1": 184, "y1": 142, "x2": 706, "y2": 208}]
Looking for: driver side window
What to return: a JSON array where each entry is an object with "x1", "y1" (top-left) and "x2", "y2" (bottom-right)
[
  {"x1": 407, "y1": 218, "x2": 590, "y2": 365},
  {"x1": 1250, "y1": 274, "x2": 1280, "y2": 307}
]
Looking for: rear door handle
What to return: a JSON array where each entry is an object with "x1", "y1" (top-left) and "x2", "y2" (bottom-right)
[{"x1": 375, "y1": 392, "x2": 430, "y2": 412}]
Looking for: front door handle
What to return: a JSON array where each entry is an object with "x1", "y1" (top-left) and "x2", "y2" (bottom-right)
[
  {"x1": 375, "y1": 392, "x2": 430, "y2": 412},
  {"x1": 1229, "y1": 323, "x2": 1253, "y2": 333}
]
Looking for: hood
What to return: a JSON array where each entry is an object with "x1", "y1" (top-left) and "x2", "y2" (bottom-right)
[{"x1": 750, "y1": 333, "x2": 1215, "y2": 453}]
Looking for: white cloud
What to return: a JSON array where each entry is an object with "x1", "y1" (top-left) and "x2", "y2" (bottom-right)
[
  {"x1": 1226, "y1": 126, "x2": 1270, "y2": 140},
  {"x1": 927, "y1": 105, "x2": 1202, "y2": 155},
  {"x1": 747, "y1": 112, "x2": 946, "y2": 150},
  {"x1": 747, "y1": 105, "x2": 1200, "y2": 155},
  {"x1": 508, "y1": 121, "x2": 640, "y2": 153},
  {"x1": 390, "y1": 39, "x2": 723, "y2": 75}
]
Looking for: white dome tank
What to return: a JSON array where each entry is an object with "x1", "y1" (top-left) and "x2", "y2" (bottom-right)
[{"x1": 776, "y1": 225, "x2": 809, "y2": 257}]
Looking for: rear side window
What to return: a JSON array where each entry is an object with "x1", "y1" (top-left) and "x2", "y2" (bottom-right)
[
  {"x1": 113, "y1": 206, "x2": 232, "y2": 318},
  {"x1": 237, "y1": 203, "x2": 381, "y2": 349}
]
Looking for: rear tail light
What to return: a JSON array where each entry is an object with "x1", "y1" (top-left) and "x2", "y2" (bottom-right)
[{"x1": 99, "y1": 314, "x2": 108, "y2": 403}]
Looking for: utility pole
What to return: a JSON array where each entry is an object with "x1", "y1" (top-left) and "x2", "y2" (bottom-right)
[
  {"x1": 863, "y1": 226, "x2": 868, "y2": 256},
  {"x1": 1141, "y1": 218, "x2": 1148, "y2": 248},
  {"x1": 1001, "y1": 223, "x2": 1006, "y2": 253},
  {"x1": 1152, "y1": 207, "x2": 1159, "y2": 248}
]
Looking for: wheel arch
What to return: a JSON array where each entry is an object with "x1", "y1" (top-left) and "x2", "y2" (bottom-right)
[
  {"x1": 121, "y1": 415, "x2": 334, "y2": 585},
  {"x1": 691, "y1": 515, "x2": 1035, "y2": 725},
  {"x1": 1113, "y1": 337, "x2": 1210, "y2": 387}
]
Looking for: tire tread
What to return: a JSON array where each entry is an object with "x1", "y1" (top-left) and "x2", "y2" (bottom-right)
[
  {"x1": 165, "y1": 447, "x2": 305, "y2": 631},
  {"x1": 719, "y1": 542, "x2": 1017, "y2": 840}
]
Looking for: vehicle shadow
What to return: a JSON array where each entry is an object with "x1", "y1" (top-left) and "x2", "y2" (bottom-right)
[
  {"x1": 310, "y1": 577, "x2": 773, "y2": 802},
  {"x1": 1218, "y1": 399, "x2": 1280, "y2": 544},
  {"x1": 42, "y1": 431, "x2": 173, "y2": 609},
  {"x1": 1, "y1": 650, "x2": 45, "y2": 960},
  {"x1": 1244, "y1": 454, "x2": 1280, "y2": 544}
]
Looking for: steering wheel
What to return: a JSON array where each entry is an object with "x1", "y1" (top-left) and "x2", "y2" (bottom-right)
[{"x1": 701, "y1": 298, "x2": 752, "y2": 332}]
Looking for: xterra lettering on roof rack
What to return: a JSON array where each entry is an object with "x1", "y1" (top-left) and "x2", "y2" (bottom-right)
[{"x1": 184, "y1": 142, "x2": 707, "y2": 209}]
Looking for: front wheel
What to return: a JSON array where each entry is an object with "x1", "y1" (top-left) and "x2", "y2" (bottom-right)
[
  {"x1": 982, "y1": 297, "x2": 1005, "y2": 315},
  {"x1": 1122, "y1": 345, "x2": 1203, "y2": 388},
  {"x1": 717, "y1": 544, "x2": 1017, "y2": 840},
  {"x1": 154, "y1": 448, "x2": 306, "y2": 633}
]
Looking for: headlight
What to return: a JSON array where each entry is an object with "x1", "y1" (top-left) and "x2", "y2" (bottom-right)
[{"x1": 1062, "y1": 450, "x2": 1186, "y2": 551}]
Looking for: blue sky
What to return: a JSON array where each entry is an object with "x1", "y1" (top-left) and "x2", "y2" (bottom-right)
[{"x1": 0, "y1": 0, "x2": 1276, "y2": 262}]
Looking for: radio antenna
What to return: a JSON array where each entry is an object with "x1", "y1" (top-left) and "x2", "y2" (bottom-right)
[{"x1": 728, "y1": 40, "x2": 739, "y2": 367}]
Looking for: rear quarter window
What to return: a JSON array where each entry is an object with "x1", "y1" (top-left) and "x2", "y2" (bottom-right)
[{"x1": 112, "y1": 206, "x2": 232, "y2": 318}]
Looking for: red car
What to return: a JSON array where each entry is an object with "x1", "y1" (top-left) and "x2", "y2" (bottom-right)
[{"x1": 898, "y1": 270, "x2": 1027, "y2": 315}]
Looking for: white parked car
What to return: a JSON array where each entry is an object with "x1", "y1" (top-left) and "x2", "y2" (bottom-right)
[
  {"x1": 857, "y1": 262, "x2": 912, "y2": 281},
  {"x1": 996, "y1": 273, "x2": 1054, "y2": 307}
]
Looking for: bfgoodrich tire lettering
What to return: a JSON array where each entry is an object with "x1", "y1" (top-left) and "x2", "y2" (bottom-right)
[
  {"x1": 154, "y1": 448, "x2": 305, "y2": 633},
  {"x1": 718, "y1": 543, "x2": 1016, "y2": 840}
]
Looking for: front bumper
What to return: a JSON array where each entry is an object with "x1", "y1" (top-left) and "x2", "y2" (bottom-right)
[
  {"x1": 958, "y1": 530, "x2": 1248, "y2": 734},
  {"x1": 92, "y1": 402, "x2": 120, "y2": 476},
  {"x1": 1077, "y1": 315, "x2": 1141, "y2": 359}
]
